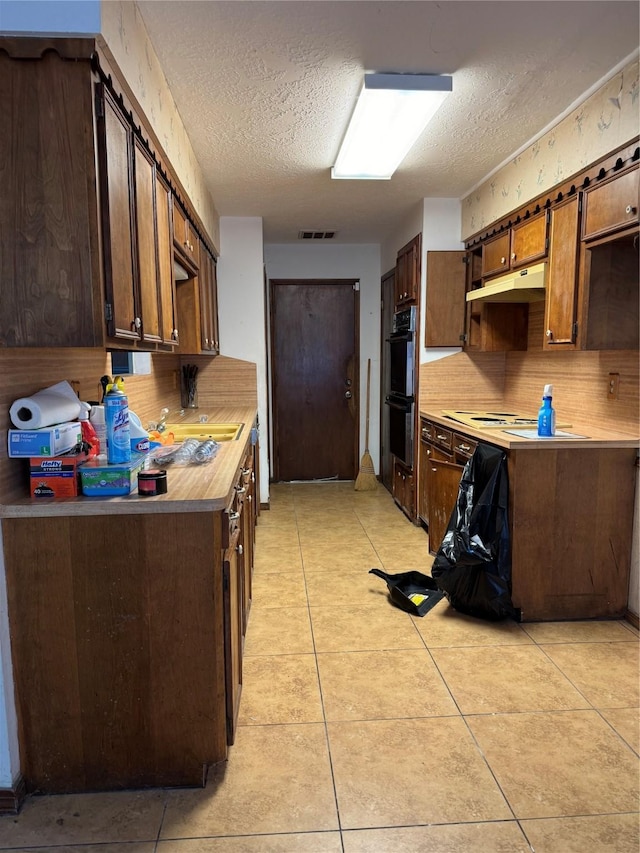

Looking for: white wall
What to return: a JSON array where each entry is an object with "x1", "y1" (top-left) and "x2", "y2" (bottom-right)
[
  {"x1": 380, "y1": 201, "x2": 422, "y2": 276},
  {"x1": 420, "y1": 199, "x2": 465, "y2": 365},
  {"x1": 264, "y1": 243, "x2": 381, "y2": 474},
  {"x1": 217, "y1": 218, "x2": 269, "y2": 505}
]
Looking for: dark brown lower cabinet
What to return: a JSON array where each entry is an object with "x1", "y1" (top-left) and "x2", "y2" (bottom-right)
[
  {"x1": 426, "y1": 455, "x2": 464, "y2": 555},
  {"x1": 418, "y1": 417, "x2": 636, "y2": 622},
  {"x1": 3, "y1": 512, "x2": 227, "y2": 794},
  {"x1": 392, "y1": 458, "x2": 415, "y2": 520},
  {"x1": 223, "y1": 525, "x2": 243, "y2": 746}
]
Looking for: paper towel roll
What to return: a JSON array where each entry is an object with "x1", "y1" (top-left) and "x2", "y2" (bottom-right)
[{"x1": 10, "y1": 380, "x2": 84, "y2": 429}]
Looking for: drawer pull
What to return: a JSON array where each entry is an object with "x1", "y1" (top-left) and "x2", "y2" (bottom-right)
[
  {"x1": 235, "y1": 486, "x2": 246, "y2": 495},
  {"x1": 229, "y1": 511, "x2": 240, "y2": 522},
  {"x1": 457, "y1": 443, "x2": 472, "y2": 452},
  {"x1": 436, "y1": 433, "x2": 447, "y2": 441}
]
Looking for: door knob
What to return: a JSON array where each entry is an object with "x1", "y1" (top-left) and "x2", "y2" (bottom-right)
[{"x1": 344, "y1": 390, "x2": 352, "y2": 399}]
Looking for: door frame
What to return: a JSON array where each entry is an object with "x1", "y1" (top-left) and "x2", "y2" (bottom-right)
[
  {"x1": 380, "y1": 268, "x2": 395, "y2": 493},
  {"x1": 268, "y1": 278, "x2": 360, "y2": 483}
]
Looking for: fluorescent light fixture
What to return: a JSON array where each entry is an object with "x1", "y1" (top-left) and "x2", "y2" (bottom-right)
[{"x1": 332, "y1": 73, "x2": 452, "y2": 180}]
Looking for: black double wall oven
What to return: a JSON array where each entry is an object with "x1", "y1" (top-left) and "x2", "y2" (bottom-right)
[{"x1": 386, "y1": 306, "x2": 416, "y2": 467}]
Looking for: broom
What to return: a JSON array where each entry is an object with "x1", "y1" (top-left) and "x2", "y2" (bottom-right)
[{"x1": 355, "y1": 358, "x2": 378, "y2": 491}]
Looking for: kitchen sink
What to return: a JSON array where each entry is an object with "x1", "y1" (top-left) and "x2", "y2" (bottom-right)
[{"x1": 163, "y1": 422, "x2": 244, "y2": 442}]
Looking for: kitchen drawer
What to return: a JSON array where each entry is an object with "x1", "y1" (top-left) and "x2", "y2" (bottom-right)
[
  {"x1": 431, "y1": 425, "x2": 453, "y2": 452},
  {"x1": 453, "y1": 433, "x2": 477, "y2": 460},
  {"x1": 420, "y1": 419, "x2": 434, "y2": 443}
]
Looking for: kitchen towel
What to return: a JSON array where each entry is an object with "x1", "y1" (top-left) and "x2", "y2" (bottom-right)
[{"x1": 10, "y1": 380, "x2": 88, "y2": 430}]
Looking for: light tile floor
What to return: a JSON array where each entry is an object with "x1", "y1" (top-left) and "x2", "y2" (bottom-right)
[{"x1": 1, "y1": 481, "x2": 638, "y2": 852}]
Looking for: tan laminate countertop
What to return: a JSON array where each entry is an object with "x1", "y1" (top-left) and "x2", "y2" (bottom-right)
[
  {"x1": 0, "y1": 405, "x2": 258, "y2": 519},
  {"x1": 420, "y1": 409, "x2": 639, "y2": 450}
]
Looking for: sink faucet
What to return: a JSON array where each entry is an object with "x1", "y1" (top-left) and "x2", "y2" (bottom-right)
[{"x1": 149, "y1": 407, "x2": 171, "y2": 433}]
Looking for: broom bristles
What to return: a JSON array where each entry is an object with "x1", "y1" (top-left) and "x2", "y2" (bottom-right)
[{"x1": 355, "y1": 451, "x2": 378, "y2": 491}]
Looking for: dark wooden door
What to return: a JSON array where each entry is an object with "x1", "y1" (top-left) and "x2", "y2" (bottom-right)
[
  {"x1": 380, "y1": 269, "x2": 395, "y2": 492},
  {"x1": 271, "y1": 280, "x2": 358, "y2": 482}
]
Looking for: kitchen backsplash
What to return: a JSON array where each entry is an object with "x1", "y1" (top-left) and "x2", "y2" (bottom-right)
[
  {"x1": 420, "y1": 348, "x2": 639, "y2": 436},
  {"x1": 0, "y1": 350, "x2": 258, "y2": 501}
]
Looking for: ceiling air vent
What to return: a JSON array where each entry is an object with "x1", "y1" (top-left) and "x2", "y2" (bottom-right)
[{"x1": 298, "y1": 230, "x2": 337, "y2": 240}]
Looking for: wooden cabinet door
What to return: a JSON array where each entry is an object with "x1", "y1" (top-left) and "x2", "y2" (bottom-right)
[
  {"x1": 133, "y1": 140, "x2": 161, "y2": 345},
  {"x1": 510, "y1": 212, "x2": 548, "y2": 268},
  {"x1": 173, "y1": 200, "x2": 199, "y2": 268},
  {"x1": 198, "y1": 248, "x2": 219, "y2": 354},
  {"x1": 240, "y1": 454, "x2": 255, "y2": 633},
  {"x1": 0, "y1": 52, "x2": 102, "y2": 347},
  {"x1": 393, "y1": 458, "x2": 415, "y2": 520},
  {"x1": 418, "y1": 429, "x2": 430, "y2": 525},
  {"x1": 395, "y1": 234, "x2": 421, "y2": 305},
  {"x1": 582, "y1": 166, "x2": 639, "y2": 241},
  {"x1": 209, "y1": 257, "x2": 220, "y2": 355},
  {"x1": 544, "y1": 195, "x2": 581, "y2": 348},
  {"x1": 223, "y1": 528, "x2": 243, "y2": 746},
  {"x1": 97, "y1": 85, "x2": 139, "y2": 342},
  {"x1": 156, "y1": 173, "x2": 178, "y2": 347},
  {"x1": 425, "y1": 251, "x2": 466, "y2": 346},
  {"x1": 482, "y1": 233, "x2": 510, "y2": 278},
  {"x1": 427, "y1": 456, "x2": 463, "y2": 555}
]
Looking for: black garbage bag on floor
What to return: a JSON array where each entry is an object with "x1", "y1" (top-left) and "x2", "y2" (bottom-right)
[
  {"x1": 369, "y1": 568, "x2": 445, "y2": 617},
  {"x1": 431, "y1": 442, "x2": 517, "y2": 621}
]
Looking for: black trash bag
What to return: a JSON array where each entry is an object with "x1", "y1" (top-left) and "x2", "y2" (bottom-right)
[
  {"x1": 369, "y1": 568, "x2": 445, "y2": 617},
  {"x1": 431, "y1": 442, "x2": 517, "y2": 621}
]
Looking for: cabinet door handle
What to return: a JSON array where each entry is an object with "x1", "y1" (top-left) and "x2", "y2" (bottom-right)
[
  {"x1": 237, "y1": 544, "x2": 243, "y2": 556},
  {"x1": 132, "y1": 317, "x2": 141, "y2": 330},
  {"x1": 546, "y1": 329, "x2": 553, "y2": 338},
  {"x1": 204, "y1": 337, "x2": 210, "y2": 347},
  {"x1": 500, "y1": 256, "x2": 506, "y2": 264},
  {"x1": 626, "y1": 205, "x2": 637, "y2": 215},
  {"x1": 511, "y1": 253, "x2": 516, "y2": 261},
  {"x1": 173, "y1": 328, "x2": 179, "y2": 341}
]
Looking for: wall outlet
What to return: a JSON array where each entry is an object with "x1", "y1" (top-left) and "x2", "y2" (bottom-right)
[{"x1": 607, "y1": 372, "x2": 620, "y2": 400}]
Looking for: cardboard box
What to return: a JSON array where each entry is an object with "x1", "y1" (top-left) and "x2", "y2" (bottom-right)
[
  {"x1": 8, "y1": 422, "x2": 82, "y2": 458},
  {"x1": 29, "y1": 450, "x2": 88, "y2": 498},
  {"x1": 80, "y1": 454, "x2": 145, "y2": 497}
]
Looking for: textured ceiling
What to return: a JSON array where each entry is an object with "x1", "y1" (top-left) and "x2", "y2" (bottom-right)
[{"x1": 137, "y1": 1, "x2": 639, "y2": 243}]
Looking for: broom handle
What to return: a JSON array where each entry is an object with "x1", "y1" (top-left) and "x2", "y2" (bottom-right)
[{"x1": 365, "y1": 358, "x2": 371, "y2": 451}]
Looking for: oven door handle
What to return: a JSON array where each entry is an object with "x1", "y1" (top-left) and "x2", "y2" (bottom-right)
[
  {"x1": 385, "y1": 396, "x2": 413, "y2": 412},
  {"x1": 387, "y1": 332, "x2": 413, "y2": 342}
]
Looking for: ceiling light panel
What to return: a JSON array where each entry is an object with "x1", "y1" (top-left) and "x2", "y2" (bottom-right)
[{"x1": 332, "y1": 73, "x2": 452, "y2": 180}]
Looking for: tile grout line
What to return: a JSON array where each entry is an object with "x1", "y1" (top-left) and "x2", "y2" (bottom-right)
[{"x1": 292, "y1": 488, "x2": 346, "y2": 850}]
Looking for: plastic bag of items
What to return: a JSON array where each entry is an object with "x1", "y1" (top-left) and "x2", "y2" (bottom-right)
[{"x1": 431, "y1": 442, "x2": 517, "y2": 621}]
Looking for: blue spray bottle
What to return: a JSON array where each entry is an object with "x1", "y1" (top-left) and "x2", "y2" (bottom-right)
[
  {"x1": 104, "y1": 379, "x2": 131, "y2": 463},
  {"x1": 537, "y1": 384, "x2": 556, "y2": 437}
]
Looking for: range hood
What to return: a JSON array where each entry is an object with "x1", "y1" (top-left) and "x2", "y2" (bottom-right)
[{"x1": 466, "y1": 262, "x2": 547, "y2": 303}]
